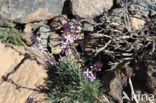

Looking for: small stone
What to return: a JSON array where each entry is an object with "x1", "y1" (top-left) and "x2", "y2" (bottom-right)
[{"x1": 131, "y1": 16, "x2": 145, "y2": 30}]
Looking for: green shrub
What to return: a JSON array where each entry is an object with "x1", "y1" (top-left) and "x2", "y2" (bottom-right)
[
  {"x1": 0, "y1": 27, "x2": 26, "y2": 46},
  {"x1": 47, "y1": 58, "x2": 104, "y2": 103}
]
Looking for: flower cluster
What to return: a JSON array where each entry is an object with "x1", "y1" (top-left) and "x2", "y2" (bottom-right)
[
  {"x1": 82, "y1": 68, "x2": 96, "y2": 82},
  {"x1": 30, "y1": 35, "x2": 55, "y2": 65},
  {"x1": 61, "y1": 16, "x2": 82, "y2": 34},
  {"x1": 30, "y1": 16, "x2": 82, "y2": 64},
  {"x1": 61, "y1": 16, "x2": 82, "y2": 59},
  {"x1": 26, "y1": 96, "x2": 35, "y2": 103},
  {"x1": 43, "y1": 56, "x2": 54, "y2": 65},
  {"x1": 82, "y1": 61, "x2": 103, "y2": 82},
  {"x1": 90, "y1": 61, "x2": 103, "y2": 72},
  {"x1": 30, "y1": 35, "x2": 44, "y2": 51}
]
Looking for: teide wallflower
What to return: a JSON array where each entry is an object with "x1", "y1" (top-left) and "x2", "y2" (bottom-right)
[
  {"x1": 65, "y1": 48, "x2": 72, "y2": 56},
  {"x1": 31, "y1": 44, "x2": 37, "y2": 49},
  {"x1": 82, "y1": 68, "x2": 92, "y2": 78},
  {"x1": 30, "y1": 35, "x2": 38, "y2": 43},
  {"x1": 82, "y1": 68, "x2": 96, "y2": 82},
  {"x1": 93, "y1": 61, "x2": 103, "y2": 71},
  {"x1": 73, "y1": 35, "x2": 78, "y2": 40},
  {"x1": 43, "y1": 56, "x2": 48, "y2": 61},
  {"x1": 88, "y1": 73, "x2": 96, "y2": 82},
  {"x1": 38, "y1": 44, "x2": 44, "y2": 51},
  {"x1": 63, "y1": 23, "x2": 70, "y2": 33},
  {"x1": 61, "y1": 40, "x2": 67, "y2": 48},
  {"x1": 26, "y1": 96, "x2": 35, "y2": 103},
  {"x1": 76, "y1": 16, "x2": 82, "y2": 23},
  {"x1": 65, "y1": 35, "x2": 74, "y2": 44},
  {"x1": 77, "y1": 26, "x2": 82, "y2": 31},
  {"x1": 50, "y1": 58, "x2": 54, "y2": 65}
]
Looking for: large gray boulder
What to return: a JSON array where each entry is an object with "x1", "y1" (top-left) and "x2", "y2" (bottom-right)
[
  {"x1": 70, "y1": 0, "x2": 113, "y2": 18},
  {"x1": 0, "y1": 0, "x2": 64, "y2": 26}
]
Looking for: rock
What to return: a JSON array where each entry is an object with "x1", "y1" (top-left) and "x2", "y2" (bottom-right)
[
  {"x1": 37, "y1": 25, "x2": 51, "y2": 50},
  {"x1": 0, "y1": 0, "x2": 64, "y2": 26},
  {"x1": 21, "y1": 21, "x2": 48, "y2": 45},
  {"x1": 50, "y1": 32, "x2": 63, "y2": 54},
  {"x1": 0, "y1": 44, "x2": 24, "y2": 82},
  {"x1": 70, "y1": 0, "x2": 113, "y2": 18},
  {"x1": 143, "y1": 53, "x2": 156, "y2": 95},
  {"x1": 102, "y1": 61, "x2": 133, "y2": 102},
  {"x1": 49, "y1": 15, "x2": 68, "y2": 31},
  {"x1": 21, "y1": 24, "x2": 34, "y2": 45},
  {"x1": 0, "y1": 43, "x2": 47, "y2": 103},
  {"x1": 131, "y1": 16, "x2": 145, "y2": 30}
]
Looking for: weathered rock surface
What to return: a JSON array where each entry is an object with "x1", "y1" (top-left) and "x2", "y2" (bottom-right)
[
  {"x1": 0, "y1": 43, "x2": 47, "y2": 103},
  {"x1": 0, "y1": 0, "x2": 64, "y2": 26},
  {"x1": 70, "y1": 0, "x2": 113, "y2": 18},
  {"x1": 102, "y1": 62, "x2": 133, "y2": 102}
]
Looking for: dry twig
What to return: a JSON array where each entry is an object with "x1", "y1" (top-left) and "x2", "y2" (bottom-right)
[{"x1": 129, "y1": 77, "x2": 139, "y2": 103}]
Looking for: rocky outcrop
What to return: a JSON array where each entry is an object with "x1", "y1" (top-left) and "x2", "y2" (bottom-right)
[
  {"x1": 0, "y1": 0, "x2": 64, "y2": 26},
  {"x1": 70, "y1": 0, "x2": 113, "y2": 18},
  {"x1": 0, "y1": 43, "x2": 47, "y2": 103}
]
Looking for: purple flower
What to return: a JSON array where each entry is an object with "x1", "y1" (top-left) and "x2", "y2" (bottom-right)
[
  {"x1": 27, "y1": 96, "x2": 35, "y2": 103},
  {"x1": 93, "y1": 61, "x2": 103, "y2": 71},
  {"x1": 88, "y1": 73, "x2": 96, "y2": 82},
  {"x1": 65, "y1": 48, "x2": 72, "y2": 56},
  {"x1": 65, "y1": 35, "x2": 74, "y2": 44},
  {"x1": 50, "y1": 58, "x2": 54, "y2": 65},
  {"x1": 70, "y1": 27, "x2": 76, "y2": 33},
  {"x1": 82, "y1": 68, "x2": 92, "y2": 78},
  {"x1": 73, "y1": 35, "x2": 78, "y2": 40},
  {"x1": 82, "y1": 72, "x2": 87, "y2": 78},
  {"x1": 31, "y1": 44, "x2": 37, "y2": 49},
  {"x1": 76, "y1": 16, "x2": 82, "y2": 23},
  {"x1": 66, "y1": 57, "x2": 70, "y2": 61},
  {"x1": 77, "y1": 26, "x2": 82, "y2": 31},
  {"x1": 36, "y1": 37, "x2": 41, "y2": 42},
  {"x1": 62, "y1": 49, "x2": 65, "y2": 54},
  {"x1": 82, "y1": 68, "x2": 96, "y2": 82},
  {"x1": 43, "y1": 56, "x2": 48, "y2": 61},
  {"x1": 30, "y1": 35, "x2": 38, "y2": 43},
  {"x1": 62, "y1": 40, "x2": 67, "y2": 48},
  {"x1": 63, "y1": 23, "x2": 70, "y2": 33},
  {"x1": 38, "y1": 45, "x2": 43, "y2": 51}
]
